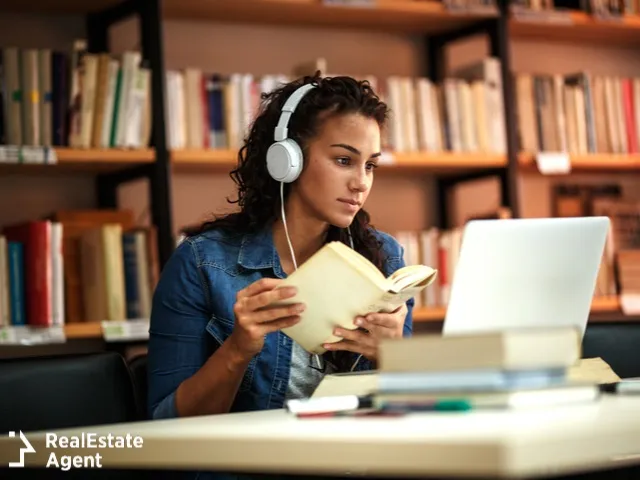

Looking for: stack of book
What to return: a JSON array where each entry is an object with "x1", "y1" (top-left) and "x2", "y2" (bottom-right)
[
  {"x1": 372, "y1": 328, "x2": 600, "y2": 412},
  {"x1": 290, "y1": 328, "x2": 603, "y2": 416}
]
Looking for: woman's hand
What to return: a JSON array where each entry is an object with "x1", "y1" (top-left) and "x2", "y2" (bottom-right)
[
  {"x1": 322, "y1": 303, "x2": 408, "y2": 362},
  {"x1": 229, "y1": 278, "x2": 305, "y2": 359}
]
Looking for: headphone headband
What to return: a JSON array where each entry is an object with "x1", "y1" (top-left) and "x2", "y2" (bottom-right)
[{"x1": 274, "y1": 83, "x2": 316, "y2": 142}]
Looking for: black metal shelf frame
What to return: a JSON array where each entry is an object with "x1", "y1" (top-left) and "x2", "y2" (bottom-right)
[{"x1": 427, "y1": 0, "x2": 520, "y2": 229}]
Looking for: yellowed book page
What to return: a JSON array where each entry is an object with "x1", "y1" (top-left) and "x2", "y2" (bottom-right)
[
  {"x1": 568, "y1": 357, "x2": 620, "y2": 384},
  {"x1": 277, "y1": 243, "x2": 435, "y2": 353},
  {"x1": 279, "y1": 245, "x2": 385, "y2": 354},
  {"x1": 330, "y1": 241, "x2": 385, "y2": 283}
]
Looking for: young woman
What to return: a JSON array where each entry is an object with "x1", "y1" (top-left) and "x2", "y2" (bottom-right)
[{"x1": 147, "y1": 74, "x2": 414, "y2": 421}]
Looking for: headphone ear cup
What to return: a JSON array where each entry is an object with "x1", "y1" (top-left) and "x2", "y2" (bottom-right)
[{"x1": 266, "y1": 139, "x2": 303, "y2": 183}]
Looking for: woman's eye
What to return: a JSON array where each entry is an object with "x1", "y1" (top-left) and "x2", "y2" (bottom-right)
[
  {"x1": 367, "y1": 162, "x2": 378, "y2": 171},
  {"x1": 336, "y1": 157, "x2": 350, "y2": 165}
]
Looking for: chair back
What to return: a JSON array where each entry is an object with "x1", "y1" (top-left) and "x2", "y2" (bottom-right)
[
  {"x1": 0, "y1": 351, "x2": 139, "y2": 434},
  {"x1": 128, "y1": 354, "x2": 149, "y2": 420},
  {"x1": 583, "y1": 323, "x2": 640, "y2": 379}
]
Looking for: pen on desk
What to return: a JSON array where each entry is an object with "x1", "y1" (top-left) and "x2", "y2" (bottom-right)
[{"x1": 285, "y1": 394, "x2": 373, "y2": 415}]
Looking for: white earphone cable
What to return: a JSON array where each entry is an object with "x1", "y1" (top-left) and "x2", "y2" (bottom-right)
[
  {"x1": 281, "y1": 181, "x2": 298, "y2": 271},
  {"x1": 280, "y1": 180, "x2": 361, "y2": 373}
]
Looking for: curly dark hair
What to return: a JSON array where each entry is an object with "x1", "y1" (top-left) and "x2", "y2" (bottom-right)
[{"x1": 183, "y1": 72, "x2": 391, "y2": 273}]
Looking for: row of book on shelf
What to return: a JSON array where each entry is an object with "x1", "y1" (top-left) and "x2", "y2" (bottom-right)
[
  {"x1": 3, "y1": 40, "x2": 640, "y2": 163},
  {"x1": 0, "y1": 42, "x2": 151, "y2": 163},
  {"x1": 0, "y1": 209, "x2": 158, "y2": 328},
  {"x1": 164, "y1": 56, "x2": 508, "y2": 156},
  {"x1": 0, "y1": 195, "x2": 637, "y2": 328},
  {"x1": 516, "y1": 73, "x2": 640, "y2": 155},
  {"x1": 510, "y1": 0, "x2": 640, "y2": 18},
  {"x1": 0, "y1": 46, "x2": 508, "y2": 157},
  {"x1": 552, "y1": 185, "x2": 640, "y2": 301}
]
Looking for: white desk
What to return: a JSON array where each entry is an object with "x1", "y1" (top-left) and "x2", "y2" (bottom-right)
[{"x1": 1, "y1": 394, "x2": 640, "y2": 478}]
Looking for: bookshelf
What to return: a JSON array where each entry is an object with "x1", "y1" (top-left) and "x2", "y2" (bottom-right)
[
  {"x1": 0, "y1": 292, "x2": 625, "y2": 345},
  {"x1": 161, "y1": 0, "x2": 498, "y2": 32},
  {"x1": 0, "y1": 0, "x2": 639, "y2": 353},
  {"x1": 519, "y1": 153, "x2": 640, "y2": 173},
  {"x1": 0, "y1": 148, "x2": 155, "y2": 174},
  {"x1": 510, "y1": 11, "x2": 640, "y2": 46},
  {"x1": 0, "y1": 291, "x2": 623, "y2": 346},
  {"x1": 171, "y1": 149, "x2": 508, "y2": 174}
]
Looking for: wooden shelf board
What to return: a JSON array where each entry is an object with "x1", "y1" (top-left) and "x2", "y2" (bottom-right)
[
  {"x1": 519, "y1": 152, "x2": 640, "y2": 173},
  {"x1": 15, "y1": 294, "x2": 637, "y2": 342},
  {"x1": 0, "y1": 148, "x2": 155, "y2": 175},
  {"x1": 0, "y1": 0, "x2": 120, "y2": 15},
  {"x1": 413, "y1": 307, "x2": 448, "y2": 323},
  {"x1": 172, "y1": 149, "x2": 237, "y2": 170},
  {"x1": 163, "y1": 0, "x2": 498, "y2": 34},
  {"x1": 64, "y1": 322, "x2": 103, "y2": 339},
  {"x1": 511, "y1": 12, "x2": 640, "y2": 46},
  {"x1": 171, "y1": 149, "x2": 507, "y2": 174},
  {"x1": 388, "y1": 151, "x2": 506, "y2": 171}
]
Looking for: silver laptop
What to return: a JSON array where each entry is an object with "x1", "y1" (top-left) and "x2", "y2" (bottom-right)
[{"x1": 442, "y1": 216, "x2": 610, "y2": 339}]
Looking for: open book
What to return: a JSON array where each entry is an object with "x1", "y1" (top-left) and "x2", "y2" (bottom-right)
[{"x1": 272, "y1": 241, "x2": 438, "y2": 354}]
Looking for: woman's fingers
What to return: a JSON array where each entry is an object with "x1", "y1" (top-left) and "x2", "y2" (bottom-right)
[
  {"x1": 262, "y1": 315, "x2": 302, "y2": 333},
  {"x1": 333, "y1": 327, "x2": 365, "y2": 343},
  {"x1": 253, "y1": 303, "x2": 306, "y2": 323},
  {"x1": 245, "y1": 285, "x2": 298, "y2": 312},
  {"x1": 356, "y1": 313, "x2": 397, "y2": 329},
  {"x1": 236, "y1": 277, "x2": 282, "y2": 300}
]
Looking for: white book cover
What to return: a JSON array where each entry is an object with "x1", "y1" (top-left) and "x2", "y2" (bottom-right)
[
  {"x1": 385, "y1": 76, "x2": 404, "y2": 152},
  {"x1": 124, "y1": 67, "x2": 150, "y2": 148},
  {"x1": 115, "y1": 51, "x2": 141, "y2": 147},
  {"x1": 101, "y1": 59, "x2": 120, "y2": 148},
  {"x1": 50, "y1": 223, "x2": 64, "y2": 326},
  {"x1": 444, "y1": 78, "x2": 462, "y2": 152}
]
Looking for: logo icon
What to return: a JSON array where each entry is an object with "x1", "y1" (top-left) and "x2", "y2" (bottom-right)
[{"x1": 8, "y1": 431, "x2": 35, "y2": 468}]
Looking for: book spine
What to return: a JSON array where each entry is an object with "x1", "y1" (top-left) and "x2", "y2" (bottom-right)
[
  {"x1": 122, "y1": 232, "x2": 141, "y2": 319},
  {"x1": 8, "y1": 242, "x2": 25, "y2": 326}
]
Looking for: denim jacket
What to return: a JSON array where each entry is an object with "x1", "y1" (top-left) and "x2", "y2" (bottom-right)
[{"x1": 147, "y1": 224, "x2": 414, "y2": 422}]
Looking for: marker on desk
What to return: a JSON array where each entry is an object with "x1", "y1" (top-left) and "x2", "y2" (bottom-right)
[
  {"x1": 600, "y1": 381, "x2": 640, "y2": 395},
  {"x1": 380, "y1": 399, "x2": 473, "y2": 413}
]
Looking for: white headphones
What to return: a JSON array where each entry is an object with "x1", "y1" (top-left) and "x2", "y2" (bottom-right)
[{"x1": 266, "y1": 83, "x2": 316, "y2": 183}]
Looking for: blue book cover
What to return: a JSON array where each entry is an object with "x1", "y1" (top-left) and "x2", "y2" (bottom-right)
[
  {"x1": 7, "y1": 242, "x2": 25, "y2": 326},
  {"x1": 122, "y1": 232, "x2": 140, "y2": 319}
]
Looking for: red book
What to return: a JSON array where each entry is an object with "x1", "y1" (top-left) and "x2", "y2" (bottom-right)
[
  {"x1": 622, "y1": 78, "x2": 637, "y2": 154},
  {"x1": 3, "y1": 221, "x2": 52, "y2": 326}
]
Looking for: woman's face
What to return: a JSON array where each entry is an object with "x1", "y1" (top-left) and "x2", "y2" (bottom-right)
[{"x1": 290, "y1": 112, "x2": 382, "y2": 228}]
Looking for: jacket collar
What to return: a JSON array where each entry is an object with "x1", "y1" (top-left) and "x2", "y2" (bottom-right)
[{"x1": 237, "y1": 224, "x2": 286, "y2": 278}]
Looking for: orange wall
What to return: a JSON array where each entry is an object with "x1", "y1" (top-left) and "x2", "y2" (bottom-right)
[{"x1": 1, "y1": 12, "x2": 639, "y2": 237}]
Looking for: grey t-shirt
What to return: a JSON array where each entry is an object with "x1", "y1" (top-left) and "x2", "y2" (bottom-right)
[{"x1": 285, "y1": 341, "x2": 334, "y2": 400}]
